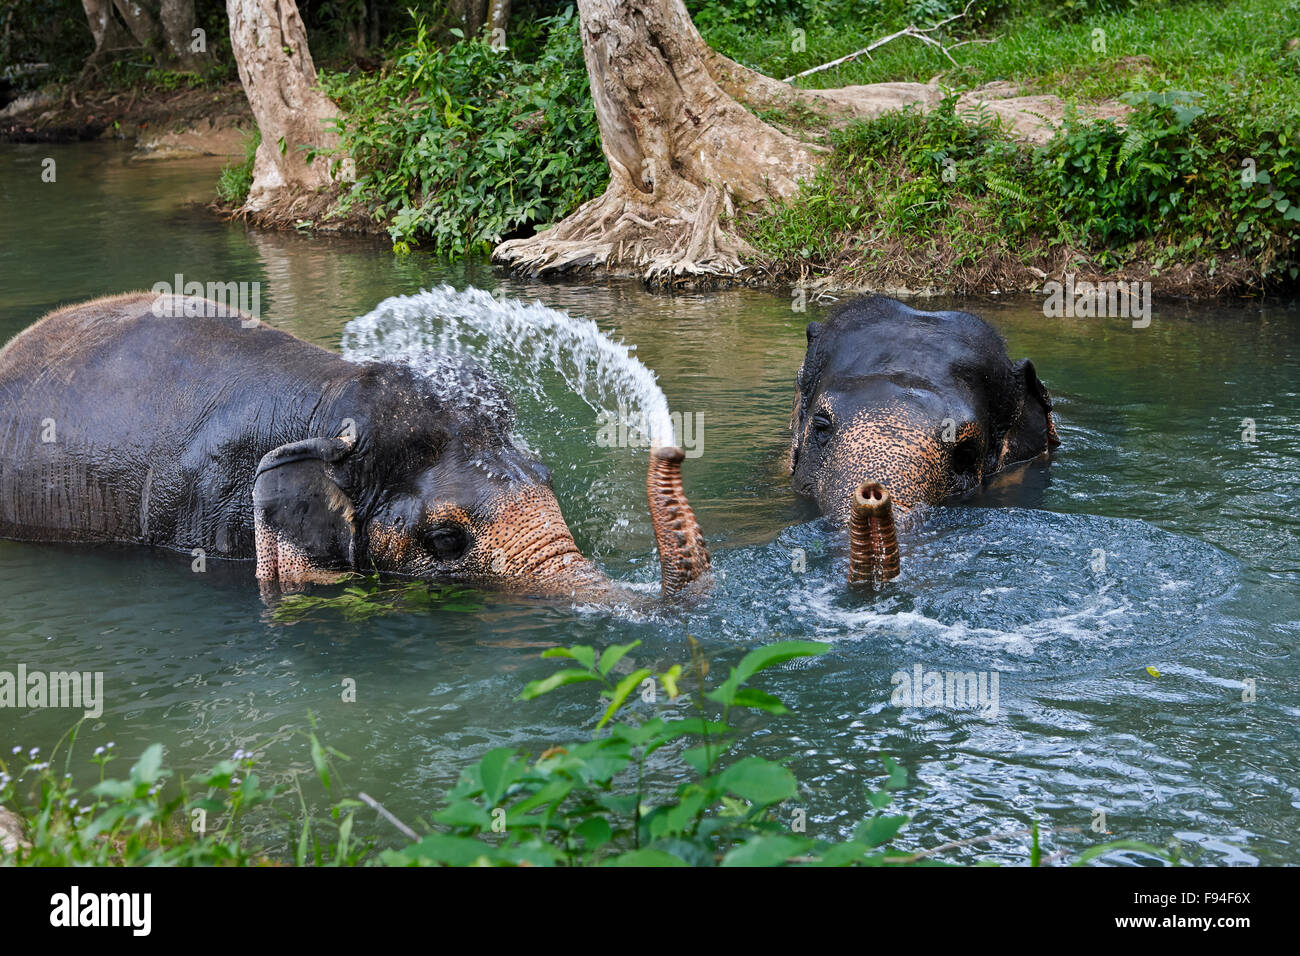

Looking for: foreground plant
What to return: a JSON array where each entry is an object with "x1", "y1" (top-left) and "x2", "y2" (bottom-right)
[
  {"x1": 0, "y1": 718, "x2": 364, "y2": 866},
  {"x1": 0, "y1": 640, "x2": 1181, "y2": 866}
]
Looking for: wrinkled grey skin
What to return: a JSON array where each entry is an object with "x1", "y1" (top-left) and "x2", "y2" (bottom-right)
[
  {"x1": 791, "y1": 296, "x2": 1060, "y2": 523},
  {"x1": 0, "y1": 292, "x2": 665, "y2": 595}
]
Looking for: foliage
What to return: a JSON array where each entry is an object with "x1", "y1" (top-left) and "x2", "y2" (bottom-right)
[
  {"x1": 270, "y1": 575, "x2": 485, "y2": 623},
  {"x1": 382, "y1": 636, "x2": 927, "y2": 866},
  {"x1": 215, "y1": 128, "x2": 261, "y2": 206},
  {"x1": 1, "y1": 639, "x2": 1184, "y2": 866},
  {"x1": 319, "y1": 7, "x2": 606, "y2": 255},
  {"x1": 0, "y1": 716, "x2": 365, "y2": 865},
  {"x1": 749, "y1": 86, "x2": 1299, "y2": 284}
]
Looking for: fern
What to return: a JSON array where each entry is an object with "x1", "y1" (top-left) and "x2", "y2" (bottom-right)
[
  {"x1": 984, "y1": 175, "x2": 1033, "y2": 205},
  {"x1": 1117, "y1": 127, "x2": 1149, "y2": 169}
]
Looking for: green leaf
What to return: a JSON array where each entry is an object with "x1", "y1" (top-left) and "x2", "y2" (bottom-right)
[
  {"x1": 597, "y1": 640, "x2": 640, "y2": 677},
  {"x1": 1072, "y1": 840, "x2": 1178, "y2": 866},
  {"x1": 683, "y1": 745, "x2": 720, "y2": 775},
  {"x1": 519, "y1": 669, "x2": 600, "y2": 700},
  {"x1": 542, "y1": 645, "x2": 595, "y2": 671},
  {"x1": 731, "y1": 688, "x2": 789, "y2": 714},
  {"x1": 478, "y1": 747, "x2": 523, "y2": 807},
  {"x1": 575, "y1": 817, "x2": 612, "y2": 850},
  {"x1": 90, "y1": 779, "x2": 135, "y2": 800},
  {"x1": 399, "y1": 833, "x2": 499, "y2": 866},
  {"x1": 815, "y1": 841, "x2": 873, "y2": 866},
  {"x1": 603, "y1": 849, "x2": 690, "y2": 867},
  {"x1": 854, "y1": 814, "x2": 908, "y2": 848},
  {"x1": 707, "y1": 640, "x2": 829, "y2": 706},
  {"x1": 132, "y1": 743, "x2": 164, "y2": 786},
  {"x1": 596, "y1": 668, "x2": 652, "y2": 729},
  {"x1": 721, "y1": 834, "x2": 813, "y2": 867},
  {"x1": 881, "y1": 755, "x2": 908, "y2": 790},
  {"x1": 435, "y1": 800, "x2": 493, "y2": 829},
  {"x1": 719, "y1": 757, "x2": 797, "y2": 806},
  {"x1": 309, "y1": 732, "x2": 330, "y2": 789}
]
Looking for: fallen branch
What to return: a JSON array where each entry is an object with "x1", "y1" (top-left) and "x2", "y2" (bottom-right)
[
  {"x1": 781, "y1": 0, "x2": 976, "y2": 83},
  {"x1": 358, "y1": 791, "x2": 419, "y2": 842}
]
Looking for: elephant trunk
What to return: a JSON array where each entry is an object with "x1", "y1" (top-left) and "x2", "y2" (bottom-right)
[
  {"x1": 847, "y1": 481, "x2": 900, "y2": 585},
  {"x1": 647, "y1": 446, "x2": 711, "y2": 595},
  {"x1": 525, "y1": 446, "x2": 709, "y2": 600}
]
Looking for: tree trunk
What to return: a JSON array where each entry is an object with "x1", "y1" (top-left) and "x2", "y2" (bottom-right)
[
  {"x1": 80, "y1": 0, "x2": 134, "y2": 60},
  {"x1": 449, "y1": 0, "x2": 488, "y2": 37},
  {"x1": 487, "y1": 0, "x2": 510, "y2": 44},
  {"x1": 110, "y1": 0, "x2": 162, "y2": 49},
  {"x1": 226, "y1": 0, "x2": 338, "y2": 212},
  {"x1": 159, "y1": 0, "x2": 208, "y2": 71},
  {"x1": 492, "y1": 0, "x2": 821, "y2": 288}
]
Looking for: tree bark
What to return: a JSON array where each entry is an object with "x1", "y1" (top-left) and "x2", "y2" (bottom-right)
[
  {"x1": 80, "y1": 0, "x2": 134, "y2": 60},
  {"x1": 226, "y1": 0, "x2": 339, "y2": 212},
  {"x1": 449, "y1": 0, "x2": 488, "y2": 36},
  {"x1": 487, "y1": 0, "x2": 510, "y2": 43},
  {"x1": 110, "y1": 0, "x2": 162, "y2": 49},
  {"x1": 493, "y1": 0, "x2": 821, "y2": 288},
  {"x1": 159, "y1": 0, "x2": 208, "y2": 71}
]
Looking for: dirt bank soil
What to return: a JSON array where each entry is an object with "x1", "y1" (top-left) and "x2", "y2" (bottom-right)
[{"x1": 0, "y1": 83, "x2": 252, "y2": 160}]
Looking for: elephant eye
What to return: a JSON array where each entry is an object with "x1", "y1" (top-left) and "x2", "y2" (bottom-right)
[
  {"x1": 811, "y1": 412, "x2": 834, "y2": 442},
  {"x1": 428, "y1": 525, "x2": 470, "y2": 560},
  {"x1": 950, "y1": 436, "x2": 982, "y2": 475}
]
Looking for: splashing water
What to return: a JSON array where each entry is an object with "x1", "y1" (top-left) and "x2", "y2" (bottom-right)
[{"x1": 341, "y1": 286, "x2": 676, "y2": 447}]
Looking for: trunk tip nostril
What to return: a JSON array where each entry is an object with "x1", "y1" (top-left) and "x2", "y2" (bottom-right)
[
  {"x1": 651, "y1": 445, "x2": 686, "y2": 464},
  {"x1": 853, "y1": 481, "x2": 890, "y2": 513}
]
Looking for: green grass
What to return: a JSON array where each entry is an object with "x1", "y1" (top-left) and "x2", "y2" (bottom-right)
[
  {"x1": 215, "y1": 128, "x2": 260, "y2": 207},
  {"x1": 736, "y1": 0, "x2": 1300, "y2": 291},
  {"x1": 705, "y1": 0, "x2": 1299, "y2": 127}
]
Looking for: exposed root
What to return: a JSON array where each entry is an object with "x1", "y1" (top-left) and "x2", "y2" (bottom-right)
[{"x1": 494, "y1": 172, "x2": 758, "y2": 290}]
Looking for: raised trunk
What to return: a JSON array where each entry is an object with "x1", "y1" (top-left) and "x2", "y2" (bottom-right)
[
  {"x1": 492, "y1": 0, "x2": 820, "y2": 289},
  {"x1": 847, "y1": 482, "x2": 900, "y2": 585},
  {"x1": 226, "y1": 0, "x2": 338, "y2": 212},
  {"x1": 545, "y1": 446, "x2": 709, "y2": 600},
  {"x1": 647, "y1": 446, "x2": 710, "y2": 595}
]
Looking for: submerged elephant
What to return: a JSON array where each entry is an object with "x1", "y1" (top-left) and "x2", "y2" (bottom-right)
[
  {"x1": 790, "y1": 296, "x2": 1060, "y2": 582},
  {"x1": 0, "y1": 293, "x2": 710, "y2": 599}
]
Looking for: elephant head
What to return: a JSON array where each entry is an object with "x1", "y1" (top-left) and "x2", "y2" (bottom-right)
[
  {"x1": 790, "y1": 297, "x2": 1059, "y2": 581},
  {"x1": 252, "y1": 358, "x2": 709, "y2": 600}
]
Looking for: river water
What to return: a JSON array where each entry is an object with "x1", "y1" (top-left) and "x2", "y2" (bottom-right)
[{"x1": 1, "y1": 143, "x2": 1296, "y2": 864}]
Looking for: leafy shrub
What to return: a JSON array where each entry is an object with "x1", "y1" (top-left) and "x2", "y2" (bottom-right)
[
  {"x1": 2, "y1": 636, "x2": 1182, "y2": 866},
  {"x1": 750, "y1": 87, "x2": 1299, "y2": 285},
  {"x1": 215, "y1": 128, "x2": 260, "y2": 206},
  {"x1": 320, "y1": 6, "x2": 606, "y2": 255},
  {"x1": 0, "y1": 719, "x2": 363, "y2": 865}
]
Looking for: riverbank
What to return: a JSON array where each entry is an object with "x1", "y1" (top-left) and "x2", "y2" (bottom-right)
[
  {"x1": 0, "y1": 81, "x2": 251, "y2": 161},
  {"x1": 7, "y1": 0, "x2": 1296, "y2": 299}
]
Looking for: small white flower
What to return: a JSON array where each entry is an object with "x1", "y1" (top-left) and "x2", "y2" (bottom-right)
[
  {"x1": 9, "y1": 746, "x2": 19, "y2": 755},
  {"x1": 28, "y1": 747, "x2": 38, "y2": 758},
  {"x1": 94, "y1": 746, "x2": 105, "y2": 756}
]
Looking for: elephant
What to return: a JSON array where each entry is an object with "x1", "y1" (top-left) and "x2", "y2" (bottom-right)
[
  {"x1": 789, "y1": 296, "x2": 1060, "y2": 582},
  {"x1": 0, "y1": 292, "x2": 710, "y2": 600}
]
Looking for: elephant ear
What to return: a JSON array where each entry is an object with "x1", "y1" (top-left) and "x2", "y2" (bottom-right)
[
  {"x1": 790, "y1": 321, "x2": 828, "y2": 472},
  {"x1": 252, "y1": 437, "x2": 359, "y2": 587},
  {"x1": 994, "y1": 359, "x2": 1061, "y2": 470}
]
